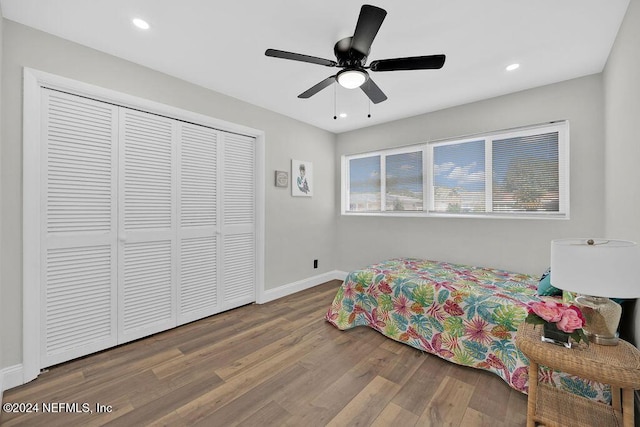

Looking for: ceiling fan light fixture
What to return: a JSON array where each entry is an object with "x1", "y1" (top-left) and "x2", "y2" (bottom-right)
[{"x1": 337, "y1": 69, "x2": 367, "y2": 89}]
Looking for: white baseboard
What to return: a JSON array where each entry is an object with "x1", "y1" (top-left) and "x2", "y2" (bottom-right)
[
  {"x1": 1, "y1": 364, "x2": 25, "y2": 400},
  {"x1": 257, "y1": 270, "x2": 347, "y2": 304}
]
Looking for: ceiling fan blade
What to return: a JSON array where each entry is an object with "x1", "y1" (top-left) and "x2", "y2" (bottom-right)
[
  {"x1": 360, "y1": 78, "x2": 387, "y2": 104},
  {"x1": 350, "y1": 5, "x2": 387, "y2": 56},
  {"x1": 370, "y1": 54, "x2": 446, "y2": 72},
  {"x1": 265, "y1": 49, "x2": 337, "y2": 67},
  {"x1": 298, "y1": 75, "x2": 337, "y2": 99}
]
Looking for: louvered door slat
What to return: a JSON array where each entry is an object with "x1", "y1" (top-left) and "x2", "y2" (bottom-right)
[
  {"x1": 118, "y1": 109, "x2": 176, "y2": 344},
  {"x1": 222, "y1": 233, "x2": 255, "y2": 305},
  {"x1": 223, "y1": 134, "x2": 255, "y2": 226},
  {"x1": 177, "y1": 123, "x2": 219, "y2": 324},
  {"x1": 122, "y1": 241, "x2": 173, "y2": 328},
  {"x1": 221, "y1": 133, "x2": 256, "y2": 309},
  {"x1": 180, "y1": 125, "x2": 217, "y2": 228},
  {"x1": 46, "y1": 92, "x2": 114, "y2": 234},
  {"x1": 41, "y1": 90, "x2": 118, "y2": 368},
  {"x1": 122, "y1": 110, "x2": 173, "y2": 231},
  {"x1": 178, "y1": 236, "x2": 218, "y2": 322}
]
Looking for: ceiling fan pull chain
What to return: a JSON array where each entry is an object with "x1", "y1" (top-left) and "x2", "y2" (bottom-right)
[
  {"x1": 368, "y1": 97, "x2": 371, "y2": 118},
  {"x1": 333, "y1": 84, "x2": 337, "y2": 120}
]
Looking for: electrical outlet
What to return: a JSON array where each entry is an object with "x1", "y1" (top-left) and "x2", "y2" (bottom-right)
[{"x1": 313, "y1": 259, "x2": 318, "y2": 269}]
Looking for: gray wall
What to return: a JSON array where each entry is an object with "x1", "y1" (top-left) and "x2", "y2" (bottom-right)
[
  {"x1": 604, "y1": 0, "x2": 640, "y2": 346},
  {"x1": 335, "y1": 75, "x2": 605, "y2": 277},
  {"x1": 0, "y1": 20, "x2": 337, "y2": 368}
]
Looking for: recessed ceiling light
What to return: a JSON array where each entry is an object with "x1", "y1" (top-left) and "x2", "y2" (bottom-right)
[
  {"x1": 506, "y1": 63, "x2": 520, "y2": 71},
  {"x1": 132, "y1": 18, "x2": 150, "y2": 30},
  {"x1": 339, "y1": 113, "x2": 348, "y2": 118}
]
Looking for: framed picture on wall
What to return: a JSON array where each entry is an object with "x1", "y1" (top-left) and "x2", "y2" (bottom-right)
[
  {"x1": 275, "y1": 170, "x2": 289, "y2": 188},
  {"x1": 291, "y1": 159, "x2": 313, "y2": 197}
]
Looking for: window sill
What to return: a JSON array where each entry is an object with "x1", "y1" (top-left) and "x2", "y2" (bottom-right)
[{"x1": 341, "y1": 211, "x2": 569, "y2": 220}]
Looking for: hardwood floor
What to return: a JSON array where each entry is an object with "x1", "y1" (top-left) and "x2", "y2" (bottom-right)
[{"x1": 1, "y1": 280, "x2": 527, "y2": 426}]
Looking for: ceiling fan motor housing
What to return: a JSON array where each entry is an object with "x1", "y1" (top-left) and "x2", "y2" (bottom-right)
[{"x1": 334, "y1": 36, "x2": 368, "y2": 68}]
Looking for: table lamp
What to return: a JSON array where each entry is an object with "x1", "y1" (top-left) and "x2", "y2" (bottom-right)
[{"x1": 550, "y1": 238, "x2": 640, "y2": 345}]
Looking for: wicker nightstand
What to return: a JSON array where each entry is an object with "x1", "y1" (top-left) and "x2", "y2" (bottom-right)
[{"x1": 516, "y1": 322, "x2": 640, "y2": 427}]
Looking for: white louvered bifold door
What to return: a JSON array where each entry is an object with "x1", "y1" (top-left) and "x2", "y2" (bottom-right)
[
  {"x1": 220, "y1": 133, "x2": 256, "y2": 310},
  {"x1": 176, "y1": 123, "x2": 219, "y2": 325},
  {"x1": 36, "y1": 87, "x2": 258, "y2": 370},
  {"x1": 117, "y1": 109, "x2": 177, "y2": 344},
  {"x1": 41, "y1": 89, "x2": 118, "y2": 367}
]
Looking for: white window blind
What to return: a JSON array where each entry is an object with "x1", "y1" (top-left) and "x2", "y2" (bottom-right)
[
  {"x1": 386, "y1": 151, "x2": 423, "y2": 212},
  {"x1": 342, "y1": 121, "x2": 569, "y2": 219},
  {"x1": 432, "y1": 140, "x2": 485, "y2": 214},
  {"x1": 492, "y1": 132, "x2": 560, "y2": 213},
  {"x1": 348, "y1": 155, "x2": 381, "y2": 212}
]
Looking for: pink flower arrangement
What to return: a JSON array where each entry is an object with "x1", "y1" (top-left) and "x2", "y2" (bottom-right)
[{"x1": 525, "y1": 300, "x2": 588, "y2": 345}]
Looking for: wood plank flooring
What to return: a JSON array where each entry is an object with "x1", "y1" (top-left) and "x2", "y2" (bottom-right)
[{"x1": 1, "y1": 280, "x2": 527, "y2": 426}]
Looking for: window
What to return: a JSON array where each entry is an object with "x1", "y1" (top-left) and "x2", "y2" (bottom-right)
[
  {"x1": 386, "y1": 151, "x2": 423, "y2": 211},
  {"x1": 432, "y1": 139, "x2": 485, "y2": 213},
  {"x1": 346, "y1": 149, "x2": 423, "y2": 213},
  {"x1": 342, "y1": 121, "x2": 569, "y2": 219},
  {"x1": 492, "y1": 132, "x2": 560, "y2": 213},
  {"x1": 348, "y1": 155, "x2": 381, "y2": 212}
]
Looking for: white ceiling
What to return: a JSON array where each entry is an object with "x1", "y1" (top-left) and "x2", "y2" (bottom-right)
[{"x1": 0, "y1": 0, "x2": 630, "y2": 133}]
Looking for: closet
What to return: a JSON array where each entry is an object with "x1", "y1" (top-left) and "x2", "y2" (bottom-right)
[{"x1": 40, "y1": 88, "x2": 256, "y2": 368}]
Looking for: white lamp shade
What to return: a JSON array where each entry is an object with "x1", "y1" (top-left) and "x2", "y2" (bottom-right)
[{"x1": 551, "y1": 238, "x2": 640, "y2": 299}]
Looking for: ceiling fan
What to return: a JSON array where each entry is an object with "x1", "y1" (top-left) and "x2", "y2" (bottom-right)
[{"x1": 265, "y1": 4, "x2": 446, "y2": 104}]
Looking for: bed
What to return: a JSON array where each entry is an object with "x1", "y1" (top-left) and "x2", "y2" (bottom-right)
[{"x1": 325, "y1": 258, "x2": 610, "y2": 403}]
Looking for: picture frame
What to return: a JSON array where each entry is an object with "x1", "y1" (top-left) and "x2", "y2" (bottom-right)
[
  {"x1": 275, "y1": 170, "x2": 289, "y2": 188},
  {"x1": 291, "y1": 159, "x2": 313, "y2": 197}
]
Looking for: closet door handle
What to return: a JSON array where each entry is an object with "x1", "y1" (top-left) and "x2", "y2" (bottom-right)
[{"x1": 118, "y1": 234, "x2": 128, "y2": 243}]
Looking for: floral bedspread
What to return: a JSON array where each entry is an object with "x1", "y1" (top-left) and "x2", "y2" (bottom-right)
[{"x1": 325, "y1": 258, "x2": 610, "y2": 403}]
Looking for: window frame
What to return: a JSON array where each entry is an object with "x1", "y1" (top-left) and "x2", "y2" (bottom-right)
[
  {"x1": 341, "y1": 121, "x2": 569, "y2": 219},
  {"x1": 343, "y1": 145, "x2": 427, "y2": 214}
]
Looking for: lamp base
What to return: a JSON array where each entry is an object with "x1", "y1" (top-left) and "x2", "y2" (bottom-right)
[{"x1": 574, "y1": 295, "x2": 621, "y2": 346}]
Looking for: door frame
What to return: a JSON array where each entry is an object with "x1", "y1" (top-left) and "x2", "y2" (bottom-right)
[{"x1": 22, "y1": 67, "x2": 265, "y2": 383}]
